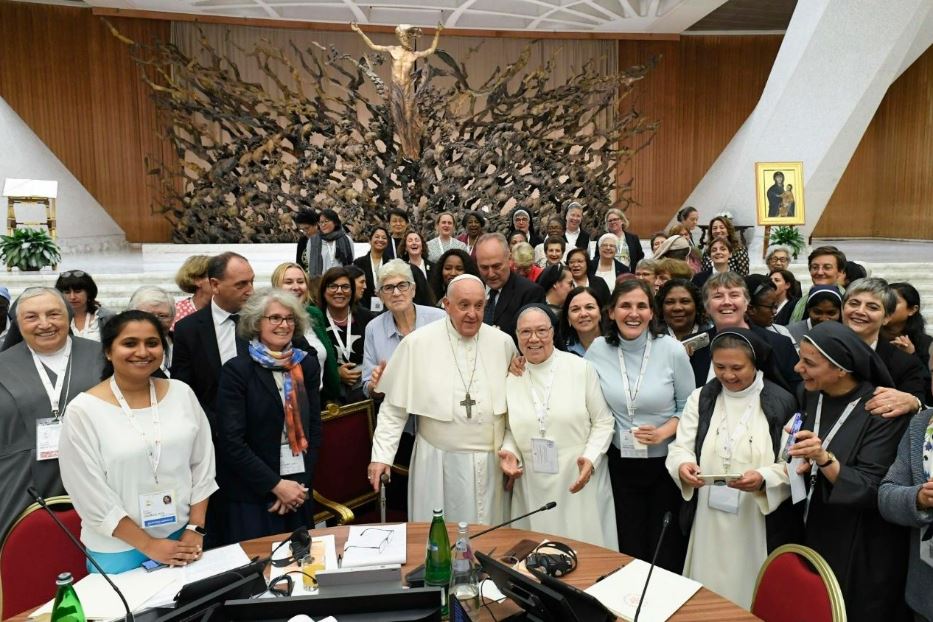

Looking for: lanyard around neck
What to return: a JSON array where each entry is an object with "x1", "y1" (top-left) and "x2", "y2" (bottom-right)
[
  {"x1": 526, "y1": 359, "x2": 558, "y2": 436},
  {"x1": 717, "y1": 398, "x2": 757, "y2": 472},
  {"x1": 110, "y1": 377, "x2": 162, "y2": 484},
  {"x1": 326, "y1": 308, "x2": 353, "y2": 361},
  {"x1": 804, "y1": 394, "x2": 860, "y2": 520},
  {"x1": 31, "y1": 340, "x2": 73, "y2": 419},
  {"x1": 617, "y1": 337, "x2": 652, "y2": 424}
]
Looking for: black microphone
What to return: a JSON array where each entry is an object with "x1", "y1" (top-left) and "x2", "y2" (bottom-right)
[
  {"x1": 405, "y1": 501, "x2": 557, "y2": 586},
  {"x1": 27, "y1": 486, "x2": 134, "y2": 622},
  {"x1": 634, "y1": 510, "x2": 672, "y2": 622}
]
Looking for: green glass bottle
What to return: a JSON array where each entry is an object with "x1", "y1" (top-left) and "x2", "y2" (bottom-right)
[
  {"x1": 424, "y1": 508, "x2": 452, "y2": 617},
  {"x1": 50, "y1": 572, "x2": 85, "y2": 622}
]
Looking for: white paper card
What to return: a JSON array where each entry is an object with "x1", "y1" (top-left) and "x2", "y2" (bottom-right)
[
  {"x1": 619, "y1": 429, "x2": 648, "y2": 459},
  {"x1": 280, "y1": 443, "x2": 305, "y2": 475},
  {"x1": 342, "y1": 523, "x2": 407, "y2": 568},
  {"x1": 707, "y1": 485, "x2": 740, "y2": 514},
  {"x1": 370, "y1": 298, "x2": 384, "y2": 313},
  {"x1": 789, "y1": 457, "x2": 807, "y2": 504},
  {"x1": 585, "y1": 558, "x2": 701, "y2": 622},
  {"x1": 530, "y1": 438, "x2": 559, "y2": 474},
  {"x1": 32, "y1": 569, "x2": 175, "y2": 619},
  {"x1": 142, "y1": 544, "x2": 252, "y2": 608},
  {"x1": 36, "y1": 418, "x2": 62, "y2": 461},
  {"x1": 138, "y1": 490, "x2": 177, "y2": 528}
]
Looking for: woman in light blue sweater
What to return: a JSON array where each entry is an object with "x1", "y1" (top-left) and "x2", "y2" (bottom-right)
[
  {"x1": 879, "y1": 408, "x2": 933, "y2": 621},
  {"x1": 585, "y1": 279, "x2": 694, "y2": 571}
]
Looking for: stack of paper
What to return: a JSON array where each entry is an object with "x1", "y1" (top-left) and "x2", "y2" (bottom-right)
[
  {"x1": 341, "y1": 523, "x2": 407, "y2": 569},
  {"x1": 142, "y1": 543, "x2": 253, "y2": 608},
  {"x1": 31, "y1": 570, "x2": 176, "y2": 620},
  {"x1": 584, "y1": 559, "x2": 701, "y2": 622}
]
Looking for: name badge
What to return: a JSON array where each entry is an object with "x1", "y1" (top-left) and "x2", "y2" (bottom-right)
[
  {"x1": 788, "y1": 457, "x2": 807, "y2": 504},
  {"x1": 708, "y1": 485, "x2": 740, "y2": 514},
  {"x1": 619, "y1": 429, "x2": 648, "y2": 459},
  {"x1": 139, "y1": 489, "x2": 178, "y2": 528},
  {"x1": 920, "y1": 538, "x2": 933, "y2": 569},
  {"x1": 370, "y1": 298, "x2": 384, "y2": 313},
  {"x1": 530, "y1": 438, "x2": 558, "y2": 474},
  {"x1": 36, "y1": 418, "x2": 62, "y2": 461},
  {"x1": 280, "y1": 444, "x2": 306, "y2": 476}
]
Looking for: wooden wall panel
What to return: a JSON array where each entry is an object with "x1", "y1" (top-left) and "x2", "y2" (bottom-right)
[
  {"x1": 815, "y1": 44, "x2": 933, "y2": 239},
  {"x1": 617, "y1": 36, "x2": 782, "y2": 237},
  {"x1": 0, "y1": 3, "x2": 171, "y2": 242}
]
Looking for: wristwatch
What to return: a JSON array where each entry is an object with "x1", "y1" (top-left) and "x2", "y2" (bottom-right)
[
  {"x1": 185, "y1": 524, "x2": 207, "y2": 536},
  {"x1": 817, "y1": 452, "x2": 836, "y2": 468}
]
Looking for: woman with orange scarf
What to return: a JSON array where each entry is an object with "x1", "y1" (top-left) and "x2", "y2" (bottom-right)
[{"x1": 216, "y1": 288, "x2": 322, "y2": 543}]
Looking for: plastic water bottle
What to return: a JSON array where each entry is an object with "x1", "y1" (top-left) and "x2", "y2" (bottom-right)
[
  {"x1": 425, "y1": 508, "x2": 452, "y2": 617},
  {"x1": 50, "y1": 572, "x2": 85, "y2": 622},
  {"x1": 450, "y1": 521, "x2": 479, "y2": 603}
]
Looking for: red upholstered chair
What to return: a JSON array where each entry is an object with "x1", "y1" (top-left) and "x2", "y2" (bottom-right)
[
  {"x1": 0, "y1": 496, "x2": 87, "y2": 619},
  {"x1": 312, "y1": 400, "x2": 377, "y2": 525},
  {"x1": 751, "y1": 544, "x2": 846, "y2": 622}
]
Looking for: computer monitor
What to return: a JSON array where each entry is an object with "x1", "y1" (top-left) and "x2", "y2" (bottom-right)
[{"x1": 475, "y1": 551, "x2": 575, "y2": 622}]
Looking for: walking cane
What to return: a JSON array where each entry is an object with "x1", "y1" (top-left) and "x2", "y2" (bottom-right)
[{"x1": 379, "y1": 472, "x2": 390, "y2": 523}]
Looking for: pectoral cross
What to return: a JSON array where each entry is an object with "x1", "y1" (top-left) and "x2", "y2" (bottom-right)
[{"x1": 460, "y1": 393, "x2": 476, "y2": 419}]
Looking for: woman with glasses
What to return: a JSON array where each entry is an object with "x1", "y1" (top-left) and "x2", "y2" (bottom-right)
[
  {"x1": 592, "y1": 234, "x2": 630, "y2": 293},
  {"x1": 319, "y1": 267, "x2": 374, "y2": 403},
  {"x1": 363, "y1": 260, "x2": 446, "y2": 471},
  {"x1": 585, "y1": 280, "x2": 693, "y2": 569},
  {"x1": 215, "y1": 288, "x2": 322, "y2": 543},
  {"x1": 744, "y1": 275, "x2": 794, "y2": 343},
  {"x1": 565, "y1": 248, "x2": 611, "y2": 304},
  {"x1": 128, "y1": 286, "x2": 176, "y2": 375},
  {"x1": 500, "y1": 305, "x2": 617, "y2": 547},
  {"x1": 55, "y1": 270, "x2": 115, "y2": 342},
  {"x1": 508, "y1": 208, "x2": 541, "y2": 247},
  {"x1": 271, "y1": 262, "x2": 341, "y2": 405},
  {"x1": 603, "y1": 208, "x2": 644, "y2": 270},
  {"x1": 306, "y1": 209, "x2": 354, "y2": 277}
]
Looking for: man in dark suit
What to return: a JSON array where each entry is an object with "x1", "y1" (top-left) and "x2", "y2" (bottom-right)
[
  {"x1": 475, "y1": 233, "x2": 545, "y2": 343},
  {"x1": 689, "y1": 272, "x2": 801, "y2": 392},
  {"x1": 171, "y1": 251, "x2": 255, "y2": 545},
  {"x1": 171, "y1": 251, "x2": 255, "y2": 425}
]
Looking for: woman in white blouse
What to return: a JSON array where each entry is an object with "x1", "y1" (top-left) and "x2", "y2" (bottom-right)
[
  {"x1": 55, "y1": 270, "x2": 115, "y2": 342},
  {"x1": 59, "y1": 310, "x2": 217, "y2": 572}
]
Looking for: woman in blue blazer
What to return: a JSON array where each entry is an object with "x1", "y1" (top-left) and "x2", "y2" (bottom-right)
[{"x1": 216, "y1": 288, "x2": 322, "y2": 544}]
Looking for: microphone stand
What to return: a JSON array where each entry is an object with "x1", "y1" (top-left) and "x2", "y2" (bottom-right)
[
  {"x1": 27, "y1": 487, "x2": 134, "y2": 622},
  {"x1": 634, "y1": 511, "x2": 672, "y2": 622}
]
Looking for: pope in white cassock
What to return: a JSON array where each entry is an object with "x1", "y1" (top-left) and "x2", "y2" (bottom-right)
[
  {"x1": 368, "y1": 274, "x2": 518, "y2": 524},
  {"x1": 500, "y1": 305, "x2": 617, "y2": 548}
]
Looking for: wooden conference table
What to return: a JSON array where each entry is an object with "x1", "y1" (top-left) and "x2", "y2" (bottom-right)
[
  {"x1": 10, "y1": 523, "x2": 760, "y2": 621},
  {"x1": 245, "y1": 523, "x2": 761, "y2": 622}
]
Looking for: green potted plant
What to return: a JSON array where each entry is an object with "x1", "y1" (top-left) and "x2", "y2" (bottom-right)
[
  {"x1": 0, "y1": 227, "x2": 62, "y2": 271},
  {"x1": 768, "y1": 225, "x2": 805, "y2": 259}
]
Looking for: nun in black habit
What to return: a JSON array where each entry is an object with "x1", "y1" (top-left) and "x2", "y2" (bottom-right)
[{"x1": 789, "y1": 321, "x2": 910, "y2": 622}]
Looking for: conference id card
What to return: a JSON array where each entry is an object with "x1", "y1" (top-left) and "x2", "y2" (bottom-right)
[
  {"x1": 280, "y1": 444, "x2": 306, "y2": 476},
  {"x1": 530, "y1": 437, "x2": 558, "y2": 474},
  {"x1": 36, "y1": 418, "x2": 62, "y2": 461},
  {"x1": 139, "y1": 489, "x2": 178, "y2": 528},
  {"x1": 619, "y1": 429, "x2": 648, "y2": 459},
  {"x1": 920, "y1": 538, "x2": 933, "y2": 569},
  {"x1": 708, "y1": 485, "x2": 740, "y2": 514},
  {"x1": 370, "y1": 298, "x2": 384, "y2": 313}
]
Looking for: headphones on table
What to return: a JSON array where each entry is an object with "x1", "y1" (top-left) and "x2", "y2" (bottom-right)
[{"x1": 524, "y1": 541, "x2": 577, "y2": 577}]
